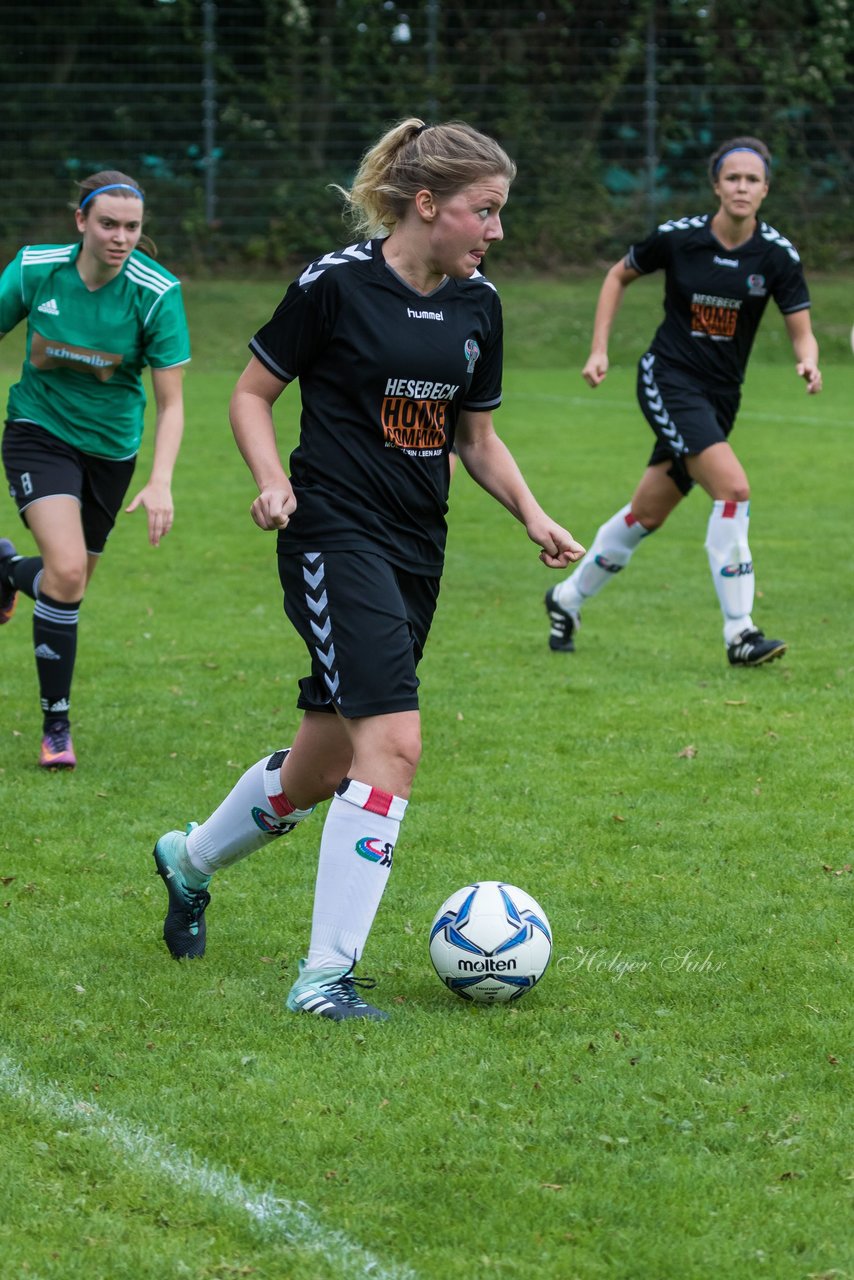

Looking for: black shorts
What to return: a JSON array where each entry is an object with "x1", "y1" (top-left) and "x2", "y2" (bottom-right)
[
  {"x1": 636, "y1": 355, "x2": 741, "y2": 496},
  {"x1": 2, "y1": 420, "x2": 136, "y2": 554},
  {"x1": 278, "y1": 548, "x2": 441, "y2": 719}
]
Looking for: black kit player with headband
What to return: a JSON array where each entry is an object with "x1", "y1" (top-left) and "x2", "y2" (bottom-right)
[
  {"x1": 0, "y1": 170, "x2": 190, "y2": 768},
  {"x1": 152, "y1": 117, "x2": 585, "y2": 1021},
  {"x1": 544, "y1": 135, "x2": 822, "y2": 668}
]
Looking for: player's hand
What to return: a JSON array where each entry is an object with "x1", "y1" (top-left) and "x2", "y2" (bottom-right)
[
  {"x1": 530, "y1": 518, "x2": 586, "y2": 569},
  {"x1": 125, "y1": 480, "x2": 174, "y2": 547},
  {"x1": 582, "y1": 352, "x2": 609, "y2": 387},
  {"x1": 796, "y1": 360, "x2": 822, "y2": 394},
  {"x1": 251, "y1": 485, "x2": 296, "y2": 531}
]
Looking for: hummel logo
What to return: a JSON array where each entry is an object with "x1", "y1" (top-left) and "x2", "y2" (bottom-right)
[
  {"x1": 37, "y1": 298, "x2": 60, "y2": 316},
  {"x1": 34, "y1": 643, "x2": 61, "y2": 660}
]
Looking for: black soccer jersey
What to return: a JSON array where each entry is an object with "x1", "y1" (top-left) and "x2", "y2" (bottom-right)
[
  {"x1": 249, "y1": 238, "x2": 503, "y2": 575},
  {"x1": 627, "y1": 215, "x2": 810, "y2": 388}
]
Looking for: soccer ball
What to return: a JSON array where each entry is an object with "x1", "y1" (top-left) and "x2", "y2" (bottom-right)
[{"x1": 428, "y1": 881, "x2": 552, "y2": 1004}]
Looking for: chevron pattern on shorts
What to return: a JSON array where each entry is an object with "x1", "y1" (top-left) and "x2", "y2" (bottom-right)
[
  {"x1": 640, "y1": 353, "x2": 687, "y2": 455},
  {"x1": 302, "y1": 552, "x2": 340, "y2": 701}
]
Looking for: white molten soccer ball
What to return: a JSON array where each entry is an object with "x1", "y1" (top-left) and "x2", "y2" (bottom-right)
[{"x1": 429, "y1": 881, "x2": 552, "y2": 1004}]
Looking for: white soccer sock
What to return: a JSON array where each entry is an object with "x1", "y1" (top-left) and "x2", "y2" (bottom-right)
[
  {"x1": 704, "y1": 500, "x2": 755, "y2": 644},
  {"x1": 553, "y1": 503, "x2": 650, "y2": 613},
  {"x1": 305, "y1": 778, "x2": 408, "y2": 973},
  {"x1": 186, "y1": 749, "x2": 314, "y2": 875}
]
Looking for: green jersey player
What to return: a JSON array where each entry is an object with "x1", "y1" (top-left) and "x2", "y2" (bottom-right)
[{"x1": 0, "y1": 169, "x2": 190, "y2": 768}]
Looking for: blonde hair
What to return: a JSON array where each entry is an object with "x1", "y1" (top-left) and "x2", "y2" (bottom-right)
[{"x1": 339, "y1": 117, "x2": 517, "y2": 238}]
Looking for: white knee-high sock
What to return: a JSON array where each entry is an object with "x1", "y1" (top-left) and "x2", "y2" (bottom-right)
[
  {"x1": 704, "y1": 500, "x2": 754, "y2": 643},
  {"x1": 186, "y1": 749, "x2": 315, "y2": 875},
  {"x1": 554, "y1": 503, "x2": 651, "y2": 613},
  {"x1": 305, "y1": 778, "x2": 408, "y2": 972}
]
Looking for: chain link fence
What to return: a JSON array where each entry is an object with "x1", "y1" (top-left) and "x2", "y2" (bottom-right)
[{"x1": 2, "y1": 1, "x2": 851, "y2": 271}]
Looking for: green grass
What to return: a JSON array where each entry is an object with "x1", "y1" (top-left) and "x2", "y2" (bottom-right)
[{"x1": 0, "y1": 274, "x2": 852, "y2": 1280}]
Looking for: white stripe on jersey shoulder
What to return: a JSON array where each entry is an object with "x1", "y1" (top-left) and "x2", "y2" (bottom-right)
[
  {"x1": 124, "y1": 255, "x2": 181, "y2": 327},
  {"x1": 21, "y1": 244, "x2": 76, "y2": 265},
  {"x1": 759, "y1": 221, "x2": 801, "y2": 263},
  {"x1": 656, "y1": 214, "x2": 709, "y2": 234},
  {"x1": 125, "y1": 255, "x2": 178, "y2": 296},
  {"x1": 298, "y1": 241, "x2": 373, "y2": 287},
  {"x1": 468, "y1": 269, "x2": 498, "y2": 294}
]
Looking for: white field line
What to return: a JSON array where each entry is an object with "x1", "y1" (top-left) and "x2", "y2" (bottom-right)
[{"x1": 0, "y1": 1053, "x2": 416, "y2": 1280}]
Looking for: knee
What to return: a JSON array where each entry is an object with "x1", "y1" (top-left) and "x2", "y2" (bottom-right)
[
  {"x1": 630, "y1": 505, "x2": 666, "y2": 533},
  {"x1": 349, "y1": 713, "x2": 423, "y2": 797},
  {"x1": 391, "y1": 731, "x2": 422, "y2": 787},
  {"x1": 376, "y1": 727, "x2": 422, "y2": 795},
  {"x1": 714, "y1": 480, "x2": 750, "y2": 503},
  {"x1": 42, "y1": 560, "x2": 87, "y2": 601}
]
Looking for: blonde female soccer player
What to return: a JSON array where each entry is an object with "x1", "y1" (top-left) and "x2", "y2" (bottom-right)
[{"x1": 153, "y1": 118, "x2": 584, "y2": 1020}]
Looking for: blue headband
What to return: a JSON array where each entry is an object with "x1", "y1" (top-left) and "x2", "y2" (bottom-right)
[
  {"x1": 713, "y1": 147, "x2": 769, "y2": 177},
  {"x1": 80, "y1": 183, "x2": 144, "y2": 210}
]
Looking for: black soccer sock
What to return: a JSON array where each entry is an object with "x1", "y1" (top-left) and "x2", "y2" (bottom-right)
[
  {"x1": 4, "y1": 555, "x2": 44, "y2": 601},
  {"x1": 33, "y1": 591, "x2": 81, "y2": 728}
]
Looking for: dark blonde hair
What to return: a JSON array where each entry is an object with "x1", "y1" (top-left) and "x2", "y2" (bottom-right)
[
  {"x1": 339, "y1": 118, "x2": 517, "y2": 238},
  {"x1": 75, "y1": 169, "x2": 157, "y2": 257},
  {"x1": 709, "y1": 137, "x2": 772, "y2": 183}
]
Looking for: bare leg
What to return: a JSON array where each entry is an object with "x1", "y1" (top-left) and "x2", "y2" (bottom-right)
[
  {"x1": 685, "y1": 441, "x2": 750, "y2": 501},
  {"x1": 279, "y1": 711, "x2": 354, "y2": 808},
  {"x1": 629, "y1": 460, "x2": 688, "y2": 528},
  {"x1": 23, "y1": 496, "x2": 91, "y2": 600}
]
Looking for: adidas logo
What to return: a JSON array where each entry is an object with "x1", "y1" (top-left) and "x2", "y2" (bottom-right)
[
  {"x1": 34, "y1": 643, "x2": 61, "y2": 660},
  {"x1": 37, "y1": 298, "x2": 60, "y2": 316}
]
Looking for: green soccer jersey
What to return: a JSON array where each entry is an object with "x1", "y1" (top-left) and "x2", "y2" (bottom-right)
[{"x1": 0, "y1": 242, "x2": 190, "y2": 459}]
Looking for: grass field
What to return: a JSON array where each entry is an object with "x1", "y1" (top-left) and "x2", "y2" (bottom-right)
[{"x1": 1, "y1": 271, "x2": 852, "y2": 1280}]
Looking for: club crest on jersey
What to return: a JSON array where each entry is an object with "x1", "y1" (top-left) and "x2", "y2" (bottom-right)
[
  {"x1": 747, "y1": 273, "x2": 767, "y2": 297},
  {"x1": 355, "y1": 837, "x2": 394, "y2": 867},
  {"x1": 464, "y1": 338, "x2": 480, "y2": 373}
]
